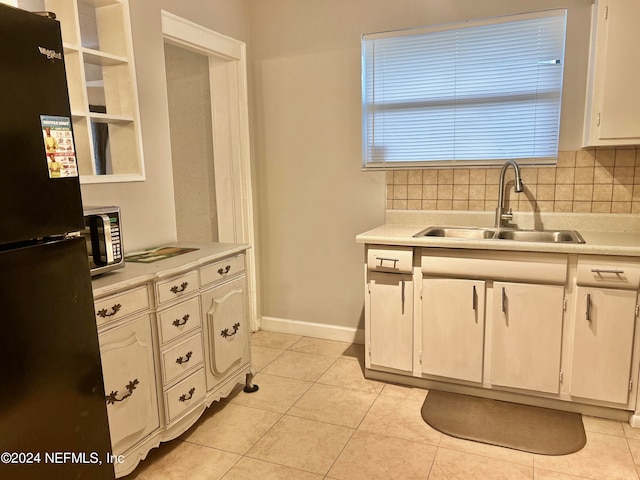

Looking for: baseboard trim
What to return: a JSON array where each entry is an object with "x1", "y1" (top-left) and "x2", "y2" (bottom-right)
[{"x1": 260, "y1": 316, "x2": 364, "y2": 344}]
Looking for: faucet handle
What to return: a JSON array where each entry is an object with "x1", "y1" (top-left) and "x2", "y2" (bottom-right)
[{"x1": 501, "y1": 208, "x2": 514, "y2": 221}]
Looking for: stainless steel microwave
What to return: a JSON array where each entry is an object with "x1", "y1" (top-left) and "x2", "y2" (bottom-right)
[{"x1": 82, "y1": 206, "x2": 124, "y2": 276}]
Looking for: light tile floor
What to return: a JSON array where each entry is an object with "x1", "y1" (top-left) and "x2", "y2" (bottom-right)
[{"x1": 126, "y1": 331, "x2": 640, "y2": 480}]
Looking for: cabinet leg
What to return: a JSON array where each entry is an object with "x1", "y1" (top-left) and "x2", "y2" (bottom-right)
[{"x1": 243, "y1": 372, "x2": 259, "y2": 393}]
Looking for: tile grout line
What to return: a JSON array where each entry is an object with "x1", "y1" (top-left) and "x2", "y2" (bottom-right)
[{"x1": 320, "y1": 367, "x2": 387, "y2": 479}]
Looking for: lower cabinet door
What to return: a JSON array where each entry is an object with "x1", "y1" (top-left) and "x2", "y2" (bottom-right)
[
  {"x1": 368, "y1": 271, "x2": 413, "y2": 372},
  {"x1": 490, "y1": 282, "x2": 564, "y2": 394},
  {"x1": 570, "y1": 287, "x2": 638, "y2": 405},
  {"x1": 422, "y1": 278, "x2": 485, "y2": 383},
  {"x1": 201, "y1": 276, "x2": 250, "y2": 391},
  {"x1": 99, "y1": 315, "x2": 159, "y2": 455}
]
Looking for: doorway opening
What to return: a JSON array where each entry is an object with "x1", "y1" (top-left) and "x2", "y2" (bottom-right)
[{"x1": 162, "y1": 12, "x2": 257, "y2": 330}]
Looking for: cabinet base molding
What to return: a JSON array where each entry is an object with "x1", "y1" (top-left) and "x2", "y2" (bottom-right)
[
  {"x1": 114, "y1": 365, "x2": 253, "y2": 478},
  {"x1": 261, "y1": 316, "x2": 364, "y2": 344},
  {"x1": 365, "y1": 368, "x2": 632, "y2": 424}
]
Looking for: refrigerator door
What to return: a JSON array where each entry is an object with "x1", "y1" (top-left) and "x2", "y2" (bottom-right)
[
  {"x1": 0, "y1": 5, "x2": 84, "y2": 245},
  {"x1": 0, "y1": 237, "x2": 114, "y2": 479}
]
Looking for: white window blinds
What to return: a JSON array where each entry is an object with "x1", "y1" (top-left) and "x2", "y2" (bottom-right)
[{"x1": 362, "y1": 10, "x2": 567, "y2": 169}]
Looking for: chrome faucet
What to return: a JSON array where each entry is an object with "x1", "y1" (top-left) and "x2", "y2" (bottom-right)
[{"x1": 495, "y1": 159, "x2": 524, "y2": 228}]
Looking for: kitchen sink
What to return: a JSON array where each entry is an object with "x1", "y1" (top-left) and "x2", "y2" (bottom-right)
[
  {"x1": 417, "y1": 226, "x2": 497, "y2": 239},
  {"x1": 494, "y1": 229, "x2": 585, "y2": 243},
  {"x1": 414, "y1": 226, "x2": 585, "y2": 244}
]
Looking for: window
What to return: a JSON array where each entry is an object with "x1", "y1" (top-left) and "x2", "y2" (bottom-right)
[{"x1": 362, "y1": 10, "x2": 567, "y2": 169}]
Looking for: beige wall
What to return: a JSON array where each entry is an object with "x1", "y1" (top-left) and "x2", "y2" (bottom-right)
[
  {"x1": 249, "y1": 0, "x2": 593, "y2": 331},
  {"x1": 77, "y1": 1, "x2": 615, "y2": 334},
  {"x1": 80, "y1": 0, "x2": 250, "y2": 251}
]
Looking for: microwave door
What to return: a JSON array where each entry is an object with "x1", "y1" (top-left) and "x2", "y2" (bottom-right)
[{"x1": 90, "y1": 214, "x2": 114, "y2": 265}]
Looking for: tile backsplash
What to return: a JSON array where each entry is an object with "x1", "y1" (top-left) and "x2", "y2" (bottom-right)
[{"x1": 387, "y1": 148, "x2": 640, "y2": 214}]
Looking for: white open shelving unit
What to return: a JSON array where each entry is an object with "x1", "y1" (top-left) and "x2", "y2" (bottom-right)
[{"x1": 17, "y1": 0, "x2": 145, "y2": 182}]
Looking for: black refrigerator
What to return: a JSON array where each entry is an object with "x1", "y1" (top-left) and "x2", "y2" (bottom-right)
[{"x1": 0, "y1": 5, "x2": 114, "y2": 479}]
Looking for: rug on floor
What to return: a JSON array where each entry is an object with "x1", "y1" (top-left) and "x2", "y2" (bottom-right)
[{"x1": 421, "y1": 390, "x2": 586, "y2": 455}]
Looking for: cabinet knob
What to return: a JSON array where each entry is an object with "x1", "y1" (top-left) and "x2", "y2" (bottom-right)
[
  {"x1": 221, "y1": 322, "x2": 241, "y2": 338},
  {"x1": 97, "y1": 303, "x2": 122, "y2": 318},
  {"x1": 172, "y1": 314, "x2": 190, "y2": 327},
  {"x1": 179, "y1": 387, "x2": 196, "y2": 402},
  {"x1": 170, "y1": 282, "x2": 189, "y2": 294},
  {"x1": 176, "y1": 351, "x2": 193, "y2": 365},
  {"x1": 105, "y1": 379, "x2": 139, "y2": 405}
]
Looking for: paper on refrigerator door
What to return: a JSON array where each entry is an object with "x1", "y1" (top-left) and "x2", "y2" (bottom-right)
[{"x1": 40, "y1": 115, "x2": 78, "y2": 178}]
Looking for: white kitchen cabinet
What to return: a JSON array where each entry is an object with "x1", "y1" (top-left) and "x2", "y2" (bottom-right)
[
  {"x1": 92, "y1": 243, "x2": 255, "y2": 477},
  {"x1": 201, "y1": 275, "x2": 252, "y2": 392},
  {"x1": 421, "y1": 278, "x2": 485, "y2": 383},
  {"x1": 569, "y1": 255, "x2": 640, "y2": 405},
  {"x1": 99, "y1": 313, "x2": 159, "y2": 456},
  {"x1": 490, "y1": 282, "x2": 565, "y2": 394},
  {"x1": 583, "y1": 0, "x2": 640, "y2": 146},
  {"x1": 570, "y1": 287, "x2": 638, "y2": 404},
  {"x1": 367, "y1": 271, "x2": 413, "y2": 373},
  {"x1": 420, "y1": 248, "x2": 567, "y2": 395}
]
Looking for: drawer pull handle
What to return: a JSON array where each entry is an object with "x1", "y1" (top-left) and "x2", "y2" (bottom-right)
[
  {"x1": 170, "y1": 282, "x2": 189, "y2": 294},
  {"x1": 221, "y1": 322, "x2": 241, "y2": 338},
  {"x1": 586, "y1": 293, "x2": 592, "y2": 322},
  {"x1": 591, "y1": 268, "x2": 624, "y2": 275},
  {"x1": 105, "y1": 379, "x2": 139, "y2": 405},
  {"x1": 97, "y1": 303, "x2": 122, "y2": 318},
  {"x1": 172, "y1": 314, "x2": 190, "y2": 327},
  {"x1": 501, "y1": 287, "x2": 507, "y2": 314},
  {"x1": 176, "y1": 351, "x2": 193, "y2": 365},
  {"x1": 376, "y1": 256, "x2": 399, "y2": 268},
  {"x1": 218, "y1": 265, "x2": 231, "y2": 275},
  {"x1": 179, "y1": 387, "x2": 196, "y2": 402}
]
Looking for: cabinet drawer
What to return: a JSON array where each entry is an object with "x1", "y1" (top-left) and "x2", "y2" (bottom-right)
[
  {"x1": 367, "y1": 246, "x2": 413, "y2": 274},
  {"x1": 577, "y1": 255, "x2": 640, "y2": 290},
  {"x1": 156, "y1": 270, "x2": 199, "y2": 305},
  {"x1": 421, "y1": 249, "x2": 567, "y2": 284},
  {"x1": 164, "y1": 368, "x2": 206, "y2": 424},
  {"x1": 157, "y1": 297, "x2": 202, "y2": 346},
  {"x1": 161, "y1": 333, "x2": 204, "y2": 386},
  {"x1": 95, "y1": 285, "x2": 150, "y2": 326},
  {"x1": 200, "y1": 254, "x2": 246, "y2": 288}
]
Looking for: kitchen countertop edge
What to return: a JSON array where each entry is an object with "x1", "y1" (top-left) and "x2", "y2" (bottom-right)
[
  {"x1": 91, "y1": 242, "x2": 250, "y2": 298},
  {"x1": 356, "y1": 224, "x2": 640, "y2": 257}
]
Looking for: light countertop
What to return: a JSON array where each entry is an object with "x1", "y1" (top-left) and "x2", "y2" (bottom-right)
[
  {"x1": 357, "y1": 211, "x2": 640, "y2": 257},
  {"x1": 92, "y1": 242, "x2": 249, "y2": 298}
]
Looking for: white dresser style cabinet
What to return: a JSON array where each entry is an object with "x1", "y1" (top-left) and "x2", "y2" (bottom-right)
[
  {"x1": 97, "y1": 290, "x2": 159, "y2": 458},
  {"x1": 92, "y1": 243, "x2": 256, "y2": 477}
]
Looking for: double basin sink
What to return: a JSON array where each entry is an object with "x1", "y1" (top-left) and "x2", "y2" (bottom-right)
[{"x1": 414, "y1": 226, "x2": 585, "y2": 244}]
